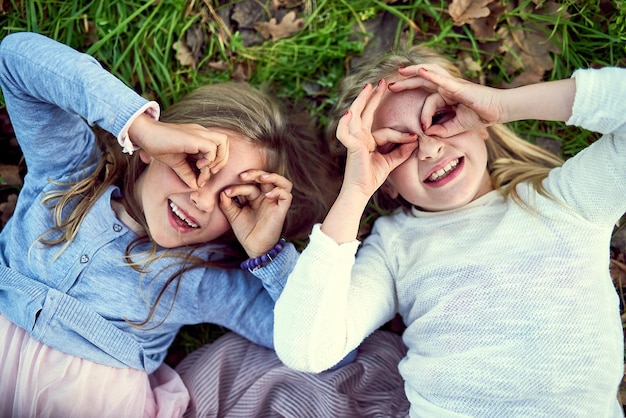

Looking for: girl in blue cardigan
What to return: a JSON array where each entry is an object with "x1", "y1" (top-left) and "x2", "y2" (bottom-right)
[{"x1": 0, "y1": 32, "x2": 335, "y2": 417}]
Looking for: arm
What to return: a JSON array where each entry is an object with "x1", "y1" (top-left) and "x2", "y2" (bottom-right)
[
  {"x1": 322, "y1": 81, "x2": 418, "y2": 243},
  {"x1": 0, "y1": 32, "x2": 149, "y2": 180},
  {"x1": 274, "y1": 82, "x2": 409, "y2": 372},
  {"x1": 0, "y1": 32, "x2": 228, "y2": 189},
  {"x1": 389, "y1": 64, "x2": 576, "y2": 137}
]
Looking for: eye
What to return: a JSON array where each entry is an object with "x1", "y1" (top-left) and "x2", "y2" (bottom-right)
[
  {"x1": 377, "y1": 142, "x2": 400, "y2": 155},
  {"x1": 185, "y1": 154, "x2": 201, "y2": 175},
  {"x1": 431, "y1": 107, "x2": 456, "y2": 125},
  {"x1": 230, "y1": 195, "x2": 248, "y2": 208}
]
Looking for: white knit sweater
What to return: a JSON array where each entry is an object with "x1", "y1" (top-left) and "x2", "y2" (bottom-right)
[{"x1": 275, "y1": 67, "x2": 625, "y2": 417}]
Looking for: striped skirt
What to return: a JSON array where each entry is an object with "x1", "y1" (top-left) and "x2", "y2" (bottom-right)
[{"x1": 176, "y1": 330, "x2": 409, "y2": 418}]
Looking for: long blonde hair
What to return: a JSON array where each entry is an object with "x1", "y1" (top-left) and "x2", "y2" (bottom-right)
[
  {"x1": 40, "y1": 82, "x2": 338, "y2": 327},
  {"x1": 328, "y1": 45, "x2": 564, "y2": 212}
]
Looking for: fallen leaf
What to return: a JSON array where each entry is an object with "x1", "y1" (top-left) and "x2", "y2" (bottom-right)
[
  {"x1": 0, "y1": 164, "x2": 22, "y2": 187},
  {"x1": 173, "y1": 40, "x2": 197, "y2": 69},
  {"x1": 469, "y1": 2, "x2": 505, "y2": 38},
  {"x1": 256, "y1": 10, "x2": 305, "y2": 40},
  {"x1": 448, "y1": 0, "x2": 494, "y2": 26},
  {"x1": 272, "y1": 0, "x2": 303, "y2": 9},
  {"x1": 231, "y1": 61, "x2": 254, "y2": 82},
  {"x1": 208, "y1": 60, "x2": 229, "y2": 72}
]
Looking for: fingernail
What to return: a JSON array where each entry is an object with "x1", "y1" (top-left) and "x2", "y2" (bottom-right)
[
  {"x1": 240, "y1": 171, "x2": 248, "y2": 178},
  {"x1": 398, "y1": 66, "x2": 406, "y2": 71},
  {"x1": 363, "y1": 83, "x2": 369, "y2": 90},
  {"x1": 344, "y1": 110, "x2": 350, "y2": 116},
  {"x1": 378, "y1": 79, "x2": 384, "y2": 87},
  {"x1": 388, "y1": 82, "x2": 396, "y2": 88},
  {"x1": 261, "y1": 173, "x2": 270, "y2": 178},
  {"x1": 421, "y1": 123, "x2": 426, "y2": 132},
  {"x1": 224, "y1": 188, "x2": 232, "y2": 195}
]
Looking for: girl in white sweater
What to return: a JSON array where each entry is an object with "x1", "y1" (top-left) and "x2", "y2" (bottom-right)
[{"x1": 274, "y1": 46, "x2": 624, "y2": 417}]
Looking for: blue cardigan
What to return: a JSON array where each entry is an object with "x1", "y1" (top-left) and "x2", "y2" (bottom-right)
[{"x1": 0, "y1": 32, "x2": 295, "y2": 373}]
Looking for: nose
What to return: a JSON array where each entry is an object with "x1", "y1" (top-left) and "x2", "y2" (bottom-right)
[
  {"x1": 417, "y1": 134, "x2": 444, "y2": 160},
  {"x1": 190, "y1": 185, "x2": 217, "y2": 213}
]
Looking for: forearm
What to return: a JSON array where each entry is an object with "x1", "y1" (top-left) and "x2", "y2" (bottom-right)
[
  {"x1": 274, "y1": 225, "x2": 362, "y2": 372},
  {"x1": 502, "y1": 78, "x2": 576, "y2": 124},
  {"x1": 320, "y1": 185, "x2": 371, "y2": 244}
]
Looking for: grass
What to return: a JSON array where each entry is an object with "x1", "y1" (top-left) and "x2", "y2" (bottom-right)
[{"x1": 2, "y1": 0, "x2": 626, "y2": 366}]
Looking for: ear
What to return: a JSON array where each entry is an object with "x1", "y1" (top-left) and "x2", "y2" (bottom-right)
[
  {"x1": 139, "y1": 149, "x2": 153, "y2": 164},
  {"x1": 381, "y1": 181, "x2": 399, "y2": 199},
  {"x1": 480, "y1": 128, "x2": 489, "y2": 141}
]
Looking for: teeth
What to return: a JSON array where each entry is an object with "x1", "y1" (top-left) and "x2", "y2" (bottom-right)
[
  {"x1": 169, "y1": 201, "x2": 198, "y2": 228},
  {"x1": 428, "y1": 159, "x2": 459, "y2": 181}
]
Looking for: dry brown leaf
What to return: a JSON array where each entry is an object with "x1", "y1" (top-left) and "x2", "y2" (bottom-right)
[
  {"x1": 208, "y1": 61, "x2": 229, "y2": 72},
  {"x1": 256, "y1": 11, "x2": 305, "y2": 40},
  {"x1": 172, "y1": 40, "x2": 197, "y2": 69},
  {"x1": 232, "y1": 62, "x2": 254, "y2": 82},
  {"x1": 272, "y1": 0, "x2": 303, "y2": 8},
  {"x1": 448, "y1": 0, "x2": 494, "y2": 26},
  {"x1": 0, "y1": 164, "x2": 22, "y2": 187},
  {"x1": 469, "y1": 1, "x2": 505, "y2": 38}
]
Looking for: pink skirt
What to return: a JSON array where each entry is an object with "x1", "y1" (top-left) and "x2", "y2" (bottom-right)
[{"x1": 0, "y1": 314, "x2": 189, "y2": 418}]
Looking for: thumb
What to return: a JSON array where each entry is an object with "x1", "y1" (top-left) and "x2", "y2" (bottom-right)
[
  {"x1": 173, "y1": 166, "x2": 200, "y2": 189},
  {"x1": 219, "y1": 190, "x2": 241, "y2": 225}
]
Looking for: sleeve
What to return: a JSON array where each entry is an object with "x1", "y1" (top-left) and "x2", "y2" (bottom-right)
[
  {"x1": 186, "y1": 244, "x2": 300, "y2": 349},
  {"x1": 544, "y1": 67, "x2": 626, "y2": 224},
  {"x1": 248, "y1": 242, "x2": 299, "y2": 301},
  {"x1": 0, "y1": 32, "x2": 157, "y2": 179},
  {"x1": 274, "y1": 223, "x2": 397, "y2": 372}
]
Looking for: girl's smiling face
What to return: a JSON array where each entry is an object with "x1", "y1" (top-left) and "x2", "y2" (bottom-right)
[
  {"x1": 135, "y1": 128, "x2": 266, "y2": 248},
  {"x1": 373, "y1": 86, "x2": 494, "y2": 212}
]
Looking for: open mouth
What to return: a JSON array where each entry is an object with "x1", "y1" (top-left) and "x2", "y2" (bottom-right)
[
  {"x1": 169, "y1": 200, "x2": 199, "y2": 229},
  {"x1": 426, "y1": 157, "x2": 461, "y2": 183}
]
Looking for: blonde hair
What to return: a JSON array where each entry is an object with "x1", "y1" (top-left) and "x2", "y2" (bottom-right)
[
  {"x1": 328, "y1": 45, "x2": 564, "y2": 212},
  {"x1": 40, "y1": 82, "x2": 338, "y2": 327}
]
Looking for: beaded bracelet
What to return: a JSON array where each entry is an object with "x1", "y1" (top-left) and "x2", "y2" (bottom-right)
[{"x1": 240, "y1": 238, "x2": 287, "y2": 271}]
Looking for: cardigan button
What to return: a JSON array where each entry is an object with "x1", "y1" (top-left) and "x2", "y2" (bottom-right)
[
  {"x1": 113, "y1": 224, "x2": 122, "y2": 232},
  {"x1": 80, "y1": 255, "x2": 89, "y2": 263}
]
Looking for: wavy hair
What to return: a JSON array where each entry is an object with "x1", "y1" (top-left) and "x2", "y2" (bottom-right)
[
  {"x1": 40, "y1": 82, "x2": 338, "y2": 327},
  {"x1": 327, "y1": 45, "x2": 563, "y2": 213}
]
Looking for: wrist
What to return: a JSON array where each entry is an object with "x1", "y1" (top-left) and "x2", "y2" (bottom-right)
[{"x1": 240, "y1": 238, "x2": 287, "y2": 271}]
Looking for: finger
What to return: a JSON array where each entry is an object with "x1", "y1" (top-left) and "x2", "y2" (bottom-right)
[
  {"x1": 336, "y1": 110, "x2": 358, "y2": 149},
  {"x1": 415, "y1": 67, "x2": 464, "y2": 99},
  {"x1": 241, "y1": 171, "x2": 293, "y2": 193},
  {"x1": 224, "y1": 183, "x2": 263, "y2": 204},
  {"x1": 219, "y1": 190, "x2": 242, "y2": 224},
  {"x1": 210, "y1": 140, "x2": 229, "y2": 174},
  {"x1": 197, "y1": 165, "x2": 211, "y2": 189},
  {"x1": 424, "y1": 114, "x2": 466, "y2": 138},
  {"x1": 384, "y1": 141, "x2": 419, "y2": 170},
  {"x1": 390, "y1": 64, "x2": 448, "y2": 92},
  {"x1": 171, "y1": 161, "x2": 199, "y2": 189},
  {"x1": 346, "y1": 83, "x2": 375, "y2": 134},
  {"x1": 388, "y1": 75, "x2": 439, "y2": 93},
  {"x1": 360, "y1": 79, "x2": 388, "y2": 132},
  {"x1": 372, "y1": 128, "x2": 417, "y2": 154},
  {"x1": 263, "y1": 186, "x2": 293, "y2": 206},
  {"x1": 421, "y1": 92, "x2": 448, "y2": 132}
]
